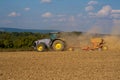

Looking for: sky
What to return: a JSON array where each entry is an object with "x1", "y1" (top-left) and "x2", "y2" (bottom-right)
[{"x1": 0, "y1": 0, "x2": 120, "y2": 34}]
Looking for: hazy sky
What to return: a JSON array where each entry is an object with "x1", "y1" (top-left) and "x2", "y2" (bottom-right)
[{"x1": 0, "y1": 0, "x2": 120, "y2": 33}]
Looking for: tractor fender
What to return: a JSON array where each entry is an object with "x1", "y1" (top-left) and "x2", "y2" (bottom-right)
[
  {"x1": 51, "y1": 39, "x2": 65, "y2": 45},
  {"x1": 35, "y1": 39, "x2": 51, "y2": 48}
]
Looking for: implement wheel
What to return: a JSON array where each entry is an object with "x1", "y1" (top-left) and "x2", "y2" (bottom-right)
[
  {"x1": 52, "y1": 40, "x2": 65, "y2": 51},
  {"x1": 36, "y1": 43, "x2": 46, "y2": 52},
  {"x1": 102, "y1": 46, "x2": 108, "y2": 50}
]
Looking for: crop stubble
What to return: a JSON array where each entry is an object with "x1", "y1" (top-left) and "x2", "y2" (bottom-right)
[{"x1": 0, "y1": 51, "x2": 120, "y2": 80}]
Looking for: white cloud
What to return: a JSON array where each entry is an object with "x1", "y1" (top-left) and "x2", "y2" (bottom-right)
[
  {"x1": 112, "y1": 10, "x2": 120, "y2": 14},
  {"x1": 41, "y1": 0, "x2": 51, "y2": 3},
  {"x1": 24, "y1": 7, "x2": 30, "y2": 11},
  {"x1": 111, "y1": 10, "x2": 120, "y2": 19},
  {"x1": 96, "y1": 5, "x2": 112, "y2": 17},
  {"x1": 41, "y1": 12, "x2": 53, "y2": 18},
  {"x1": 86, "y1": 5, "x2": 120, "y2": 18},
  {"x1": 85, "y1": 6, "x2": 94, "y2": 12},
  {"x1": 88, "y1": 1, "x2": 98, "y2": 5},
  {"x1": 8, "y1": 12, "x2": 21, "y2": 17}
]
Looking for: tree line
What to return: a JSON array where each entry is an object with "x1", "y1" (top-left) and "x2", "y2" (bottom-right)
[{"x1": 0, "y1": 31, "x2": 49, "y2": 51}]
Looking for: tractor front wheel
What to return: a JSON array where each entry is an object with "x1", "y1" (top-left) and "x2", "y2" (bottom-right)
[
  {"x1": 52, "y1": 40, "x2": 65, "y2": 51},
  {"x1": 36, "y1": 43, "x2": 46, "y2": 52}
]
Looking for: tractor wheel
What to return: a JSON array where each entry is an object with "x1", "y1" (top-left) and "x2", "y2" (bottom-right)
[
  {"x1": 52, "y1": 40, "x2": 65, "y2": 51},
  {"x1": 102, "y1": 46, "x2": 108, "y2": 50},
  {"x1": 36, "y1": 43, "x2": 46, "y2": 52}
]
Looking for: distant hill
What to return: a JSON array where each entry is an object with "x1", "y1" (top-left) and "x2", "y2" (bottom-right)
[{"x1": 0, "y1": 27, "x2": 60, "y2": 33}]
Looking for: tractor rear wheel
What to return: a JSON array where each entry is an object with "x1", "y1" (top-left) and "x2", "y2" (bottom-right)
[
  {"x1": 36, "y1": 43, "x2": 46, "y2": 52},
  {"x1": 52, "y1": 40, "x2": 65, "y2": 51}
]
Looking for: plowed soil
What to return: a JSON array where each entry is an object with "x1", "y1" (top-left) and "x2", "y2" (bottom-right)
[{"x1": 0, "y1": 50, "x2": 120, "y2": 80}]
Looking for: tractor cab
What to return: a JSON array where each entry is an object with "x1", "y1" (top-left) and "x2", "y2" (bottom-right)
[{"x1": 49, "y1": 32, "x2": 60, "y2": 40}]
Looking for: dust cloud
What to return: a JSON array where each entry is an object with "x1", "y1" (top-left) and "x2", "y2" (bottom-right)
[
  {"x1": 60, "y1": 32, "x2": 81, "y2": 48},
  {"x1": 104, "y1": 19, "x2": 120, "y2": 51},
  {"x1": 60, "y1": 24, "x2": 120, "y2": 51},
  {"x1": 104, "y1": 36, "x2": 120, "y2": 51},
  {"x1": 60, "y1": 32, "x2": 94, "y2": 49}
]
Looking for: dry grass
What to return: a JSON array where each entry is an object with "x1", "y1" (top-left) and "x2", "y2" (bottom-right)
[{"x1": 0, "y1": 50, "x2": 120, "y2": 80}]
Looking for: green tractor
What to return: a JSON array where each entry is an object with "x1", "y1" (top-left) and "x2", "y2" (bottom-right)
[{"x1": 33, "y1": 32, "x2": 66, "y2": 52}]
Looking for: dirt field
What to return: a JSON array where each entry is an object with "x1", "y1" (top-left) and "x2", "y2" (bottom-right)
[{"x1": 0, "y1": 50, "x2": 120, "y2": 80}]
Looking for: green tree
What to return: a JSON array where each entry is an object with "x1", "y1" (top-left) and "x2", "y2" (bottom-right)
[{"x1": 3, "y1": 40, "x2": 13, "y2": 48}]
